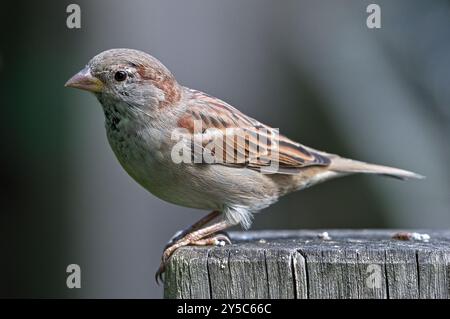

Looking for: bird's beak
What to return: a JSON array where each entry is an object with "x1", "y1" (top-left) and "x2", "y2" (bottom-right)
[{"x1": 65, "y1": 66, "x2": 103, "y2": 93}]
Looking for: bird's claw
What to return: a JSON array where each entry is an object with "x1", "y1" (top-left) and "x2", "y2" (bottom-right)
[
  {"x1": 155, "y1": 261, "x2": 166, "y2": 284},
  {"x1": 210, "y1": 232, "x2": 232, "y2": 246},
  {"x1": 155, "y1": 247, "x2": 172, "y2": 284},
  {"x1": 155, "y1": 231, "x2": 232, "y2": 284}
]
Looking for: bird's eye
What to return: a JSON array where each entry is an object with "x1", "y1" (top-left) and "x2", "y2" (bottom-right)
[{"x1": 114, "y1": 71, "x2": 127, "y2": 82}]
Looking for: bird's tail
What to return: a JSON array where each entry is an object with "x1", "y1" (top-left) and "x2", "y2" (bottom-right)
[{"x1": 328, "y1": 157, "x2": 424, "y2": 180}]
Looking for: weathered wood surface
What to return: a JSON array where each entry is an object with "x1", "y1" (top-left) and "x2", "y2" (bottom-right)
[{"x1": 164, "y1": 230, "x2": 450, "y2": 299}]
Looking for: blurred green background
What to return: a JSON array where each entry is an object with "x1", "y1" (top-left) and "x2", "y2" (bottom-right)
[{"x1": 1, "y1": 0, "x2": 449, "y2": 298}]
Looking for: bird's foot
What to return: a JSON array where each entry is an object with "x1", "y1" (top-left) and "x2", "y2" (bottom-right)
[
  {"x1": 163, "y1": 229, "x2": 185, "y2": 251},
  {"x1": 155, "y1": 231, "x2": 232, "y2": 284},
  {"x1": 191, "y1": 231, "x2": 232, "y2": 246}
]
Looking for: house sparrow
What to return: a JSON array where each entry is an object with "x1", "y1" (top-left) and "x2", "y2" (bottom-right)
[{"x1": 65, "y1": 48, "x2": 423, "y2": 282}]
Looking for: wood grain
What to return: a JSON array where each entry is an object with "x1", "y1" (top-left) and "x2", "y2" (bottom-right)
[{"x1": 164, "y1": 230, "x2": 450, "y2": 299}]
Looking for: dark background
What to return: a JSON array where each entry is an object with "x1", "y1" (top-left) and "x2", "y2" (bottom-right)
[{"x1": 1, "y1": 0, "x2": 449, "y2": 298}]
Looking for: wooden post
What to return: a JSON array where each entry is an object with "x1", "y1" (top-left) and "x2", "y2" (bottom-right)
[{"x1": 164, "y1": 230, "x2": 450, "y2": 299}]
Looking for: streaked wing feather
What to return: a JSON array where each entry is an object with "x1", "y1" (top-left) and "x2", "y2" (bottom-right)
[{"x1": 176, "y1": 89, "x2": 330, "y2": 174}]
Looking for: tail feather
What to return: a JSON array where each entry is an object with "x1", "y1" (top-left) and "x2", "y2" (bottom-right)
[{"x1": 329, "y1": 157, "x2": 424, "y2": 180}]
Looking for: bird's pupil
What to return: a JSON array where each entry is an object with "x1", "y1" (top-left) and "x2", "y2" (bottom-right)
[{"x1": 114, "y1": 71, "x2": 127, "y2": 82}]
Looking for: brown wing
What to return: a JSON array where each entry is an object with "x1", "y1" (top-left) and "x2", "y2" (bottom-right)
[{"x1": 176, "y1": 89, "x2": 330, "y2": 174}]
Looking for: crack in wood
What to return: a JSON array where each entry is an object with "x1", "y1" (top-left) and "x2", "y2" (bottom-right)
[
  {"x1": 296, "y1": 249, "x2": 309, "y2": 299},
  {"x1": 384, "y1": 250, "x2": 390, "y2": 299},
  {"x1": 290, "y1": 253, "x2": 299, "y2": 299},
  {"x1": 415, "y1": 250, "x2": 421, "y2": 299}
]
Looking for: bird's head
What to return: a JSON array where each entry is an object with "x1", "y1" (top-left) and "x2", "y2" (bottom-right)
[{"x1": 65, "y1": 48, "x2": 181, "y2": 113}]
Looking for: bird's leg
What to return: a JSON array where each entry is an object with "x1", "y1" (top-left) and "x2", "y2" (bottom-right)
[
  {"x1": 156, "y1": 219, "x2": 234, "y2": 283},
  {"x1": 163, "y1": 210, "x2": 221, "y2": 250}
]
